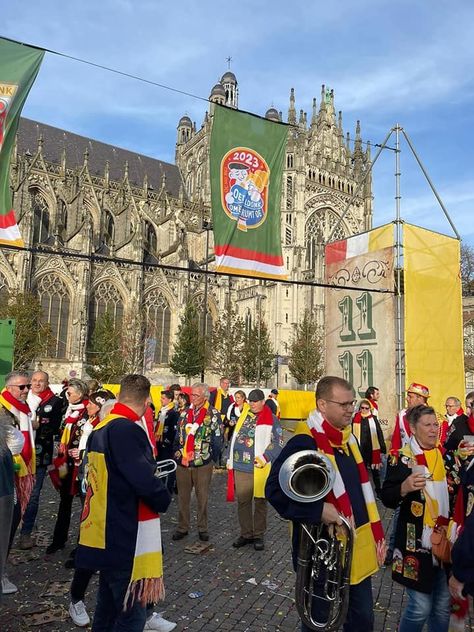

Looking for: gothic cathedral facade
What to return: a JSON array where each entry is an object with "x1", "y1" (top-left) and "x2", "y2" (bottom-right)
[{"x1": 0, "y1": 72, "x2": 372, "y2": 386}]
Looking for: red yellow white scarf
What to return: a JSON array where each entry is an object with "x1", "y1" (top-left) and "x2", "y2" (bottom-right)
[
  {"x1": 93, "y1": 402, "x2": 164, "y2": 610},
  {"x1": 226, "y1": 404, "x2": 275, "y2": 501},
  {"x1": 182, "y1": 401, "x2": 209, "y2": 466},
  {"x1": 306, "y1": 409, "x2": 386, "y2": 579},
  {"x1": 0, "y1": 389, "x2": 35, "y2": 513},
  {"x1": 352, "y1": 411, "x2": 382, "y2": 465},
  {"x1": 155, "y1": 402, "x2": 174, "y2": 442},
  {"x1": 390, "y1": 408, "x2": 411, "y2": 455}
]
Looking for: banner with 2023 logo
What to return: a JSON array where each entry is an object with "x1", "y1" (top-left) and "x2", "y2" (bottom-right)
[
  {"x1": 210, "y1": 105, "x2": 288, "y2": 279},
  {"x1": 0, "y1": 38, "x2": 44, "y2": 246}
]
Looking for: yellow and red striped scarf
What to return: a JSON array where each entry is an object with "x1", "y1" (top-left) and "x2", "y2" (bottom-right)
[
  {"x1": 182, "y1": 401, "x2": 209, "y2": 466},
  {"x1": 93, "y1": 402, "x2": 164, "y2": 610},
  {"x1": 0, "y1": 390, "x2": 35, "y2": 513},
  {"x1": 305, "y1": 410, "x2": 386, "y2": 583}
]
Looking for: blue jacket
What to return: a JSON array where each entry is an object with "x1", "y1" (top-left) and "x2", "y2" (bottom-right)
[{"x1": 76, "y1": 416, "x2": 171, "y2": 572}]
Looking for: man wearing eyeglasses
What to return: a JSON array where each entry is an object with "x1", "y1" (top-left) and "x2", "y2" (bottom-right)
[
  {"x1": 172, "y1": 383, "x2": 223, "y2": 542},
  {"x1": 266, "y1": 376, "x2": 385, "y2": 632},
  {"x1": 0, "y1": 371, "x2": 35, "y2": 595}
]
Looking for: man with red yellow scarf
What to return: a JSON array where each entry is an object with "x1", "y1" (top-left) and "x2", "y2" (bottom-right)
[
  {"x1": 173, "y1": 383, "x2": 222, "y2": 542},
  {"x1": 226, "y1": 389, "x2": 283, "y2": 551},
  {"x1": 0, "y1": 371, "x2": 35, "y2": 534},
  {"x1": 266, "y1": 376, "x2": 386, "y2": 632}
]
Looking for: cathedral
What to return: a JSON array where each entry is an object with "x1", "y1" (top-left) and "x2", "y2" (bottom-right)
[{"x1": 0, "y1": 71, "x2": 372, "y2": 386}]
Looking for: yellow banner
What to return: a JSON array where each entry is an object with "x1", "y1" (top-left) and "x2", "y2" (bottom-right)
[{"x1": 403, "y1": 224, "x2": 464, "y2": 412}]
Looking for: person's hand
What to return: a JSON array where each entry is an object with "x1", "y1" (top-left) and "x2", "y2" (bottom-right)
[
  {"x1": 321, "y1": 503, "x2": 343, "y2": 526},
  {"x1": 459, "y1": 441, "x2": 474, "y2": 458},
  {"x1": 372, "y1": 463, "x2": 382, "y2": 470},
  {"x1": 401, "y1": 473, "x2": 426, "y2": 496},
  {"x1": 32, "y1": 417, "x2": 40, "y2": 431},
  {"x1": 449, "y1": 575, "x2": 465, "y2": 600},
  {"x1": 68, "y1": 448, "x2": 80, "y2": 460},
  {"x1": 254, "y1": 455, "x2": 267, "y2": 468}
]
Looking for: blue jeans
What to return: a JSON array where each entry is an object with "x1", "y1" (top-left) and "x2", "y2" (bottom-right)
[
  {"x1": 92, "y1": 568, "x2": 147, "y2": 632},
  {"x1": 302, "y1": 576, "x2": 374, "y2": 632},
  {"x1": 399, "y1": 567, "x2": 450, "y2": 632},
  {"x1": 21, "y1": 465, "x2": 47, "y2": 534},
  {"x1": 388, "y1": 505, "x2": 400, "y2": 551}
]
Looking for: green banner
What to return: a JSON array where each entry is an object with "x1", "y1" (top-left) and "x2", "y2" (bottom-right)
[
  {"x1": 0, "y1": 38, "x2": 44, "y2": 246},
  {"x1": 0, "y1": 319, "x2": 15, "y2": 388},
  {"x1": 209, "y1": 105, "x2": 288, "y2": 279}
]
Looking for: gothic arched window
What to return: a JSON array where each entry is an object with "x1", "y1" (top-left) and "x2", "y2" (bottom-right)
[
  {"x1": 245, "y1": 308, "x2": 252, "y2": 337},
  {"x1": 35, "y1": 275, "x2": 70, "y2": 359},
  {"x1": 103, "y1": 210, "x2": 115, "y2": 248},
  {"x1": 286, "y1": 175, "x2": 293, "y2": 211},
  {"x1": 305, "y1": 208, "x2": 347, "y2": 272},
  {"x1": 144, "y1": 289, "x2": 171, "y2": 364},
  {"x1": 193, "y1": 294, "x2": 213, "y2": 338},
  {"x1": 144, "y1": 221, "x2": 157, "y2": 260},
  {"x1": 88, "y1": 282, "x2": 124, "y2": 339},
  {"x1": 31, "y1": 191, "x2": 50, "y2": 244}
]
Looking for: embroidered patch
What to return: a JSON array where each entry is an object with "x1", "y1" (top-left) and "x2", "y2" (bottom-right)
[
  {"x1": 243, "y1": 451, "x2": 251, "y2": 463},
  {"x1": 402, "y1": 555, "x2": 419, "y2": 581},
  {"x1": 406, "y1": 523, "x2": 416, "y2": 552},
  {"x1": 467, "y1": 492, "x2": 474, "y2": 517},
  {"x1": 392, "y1": 549, "x2": 403, "y2": 574},
  {"x1": 411, "y1": 501, "x2": 423, "y2": 518},
  {"x1": 44, "y1": 404, "x2": 52, "y2": 413},
  {"x1": 401, "y1": 456, "x2": 411, "y2": 465}
]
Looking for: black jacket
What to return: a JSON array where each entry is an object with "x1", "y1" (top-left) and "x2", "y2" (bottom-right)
[
  {"x1": 157, "y1": 407, "x2": 179, "y2": 461},
  {"x1": 352, "y1": 414, "x2": 386, "y2": 466},
  {"x1": 34, "y1": 394, "x2": 63, "y2": 466},
  {"x1": 451, "y1": 463, "x2": 474, "y2": 596},
  {"x1": 380, "y1": 453, "x2": 448, "y2": 594},
  {"x1": 444, "y1": 414, "x2": 471, "y2": 452}
]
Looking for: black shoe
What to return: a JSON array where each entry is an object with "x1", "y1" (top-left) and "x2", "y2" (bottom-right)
[
  {"x1": 45, "y1": 542, "x2": 65, "y2": 555},
  {"x1": 384, "y1": 549, "x2": 393, "y2": 566},
  {"x1": 198, "y1": 531, "x2": 209, "y2": 542},
  {"x1": 232, "y1": 536, "x2": 254, "y2": 548},
  {"x1": 172, "y1": 530, "x2": 188, "y2": 541},
  {"x1": 254, "y1": 538, "x2": 264, "y2": 551}
]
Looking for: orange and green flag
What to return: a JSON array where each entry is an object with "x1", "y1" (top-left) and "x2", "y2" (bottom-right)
[
  {"x1": 0, "y1": 38, "x2": 44, "y2": 246},
  {"x1": 210, "y1": 105, "x2": 288, "y2": 279}
]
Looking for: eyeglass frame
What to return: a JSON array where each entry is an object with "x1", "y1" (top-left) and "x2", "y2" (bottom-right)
[{"x1": 321, "y1": 398, "x2": 357, "y2": 410}]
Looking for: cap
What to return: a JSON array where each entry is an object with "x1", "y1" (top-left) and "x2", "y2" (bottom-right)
[
  {"x1": 248, "y1": 389, "x2": 265, "y2": 402},
  {"x1": 270, "y1": 389, "x2": 279, "y2": 395},
  {"x1": 407, "y1": 382, "x2": 430, "y2": 399}
]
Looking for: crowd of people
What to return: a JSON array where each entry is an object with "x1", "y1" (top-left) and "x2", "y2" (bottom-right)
[{"x1": 1, "y1": 368, "x2": 474, "y2": 632}]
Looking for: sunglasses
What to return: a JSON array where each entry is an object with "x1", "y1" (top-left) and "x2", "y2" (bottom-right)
[
  {"x1": 360, "y1": 406, "x2": 371, "y2": 411},
  {"x1": 13, "y1": 384, "x2": 31, "y2": 391}
]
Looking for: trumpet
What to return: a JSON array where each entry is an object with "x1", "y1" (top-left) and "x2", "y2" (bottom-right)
[
  {"x1": 279, "y1": 450, "x2": 353, "y2": 632},
  {"x1": 154, "y1": 459, "x2": 177, "y2": 479}
]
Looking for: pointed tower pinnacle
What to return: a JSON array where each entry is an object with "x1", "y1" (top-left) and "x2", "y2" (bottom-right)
[
  {"x1": 288, "y1": 88, "x2": 296, "y2": 125},
  {"x1": 311, "y1": 97, "x2": 318, "y2": 128}
]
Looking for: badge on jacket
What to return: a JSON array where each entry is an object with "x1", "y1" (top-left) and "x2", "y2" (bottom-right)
[{"x1": 411, "y1": 501, "x2": 423, "y2": 518}]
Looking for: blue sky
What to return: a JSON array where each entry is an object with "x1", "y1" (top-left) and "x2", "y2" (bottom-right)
[{"x1": 3, "y1": 0, "x2": 474, "y2": 243}]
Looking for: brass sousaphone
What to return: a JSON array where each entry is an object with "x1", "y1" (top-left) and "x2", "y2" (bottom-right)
[{"x1": 278, "y1": 450, "x2": 353, "y2": 631}]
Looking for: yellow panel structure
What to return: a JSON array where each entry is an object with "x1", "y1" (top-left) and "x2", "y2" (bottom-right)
[
  {"x1": 103, "y1": 384, "x2": 164, "y2": 410},
  {"x1": 403, "y1": 224, "x2": 465, "y2": 412}
]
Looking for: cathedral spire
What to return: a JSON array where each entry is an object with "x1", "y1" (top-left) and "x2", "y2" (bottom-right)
[
  {"x1": 288, "y1": 88, "x2": 296, "y2": 125},
  {"x1": 311, "y1": 98, "x2": 318, "y2": 128}
]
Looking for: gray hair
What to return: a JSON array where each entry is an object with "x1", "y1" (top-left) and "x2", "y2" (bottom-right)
[
  {"x1": 99, "y1": 399, "x2": 117, "y2": 421},
  {"x1": 445, "y1": 397, "x2": 461, "y2": 407},
  {"x1": 67, "y1": 378, "x2": 89, "y2": 399},
  {"x1": 32, "y1": 370, "x2": 49, "y2": 382},
  {"x1": 5, "y1": 370, "x2": 30, "y2": 385},
  {"x1": 191, "y1": 383, "x2": 210, "y2": 399}
]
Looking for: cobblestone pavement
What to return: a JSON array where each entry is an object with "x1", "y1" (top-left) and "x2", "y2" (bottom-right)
[{"x1": 0, "y1": 433, "x2": 467, "y2": 631}]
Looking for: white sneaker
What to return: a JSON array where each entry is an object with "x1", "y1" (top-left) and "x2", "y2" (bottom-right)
[
  {"x1": 69, "y1": 600, "x2": 90, "y2": 627},
  {"x1": 1, "y1": 576, "x2": 18, "y2": 594},
  {"x1": 144, "y1": 612, "x2": 177, "y2": 632}
]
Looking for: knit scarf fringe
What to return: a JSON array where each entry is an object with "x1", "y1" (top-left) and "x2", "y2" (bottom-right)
[{"x1": 123, "y1": 577, "x2": 165, "y2": 611}]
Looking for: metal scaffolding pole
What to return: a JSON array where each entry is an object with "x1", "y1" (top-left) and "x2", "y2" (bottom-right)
[{"x1": 394, "y1": 125, "x2": 405, "y2": 412}]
